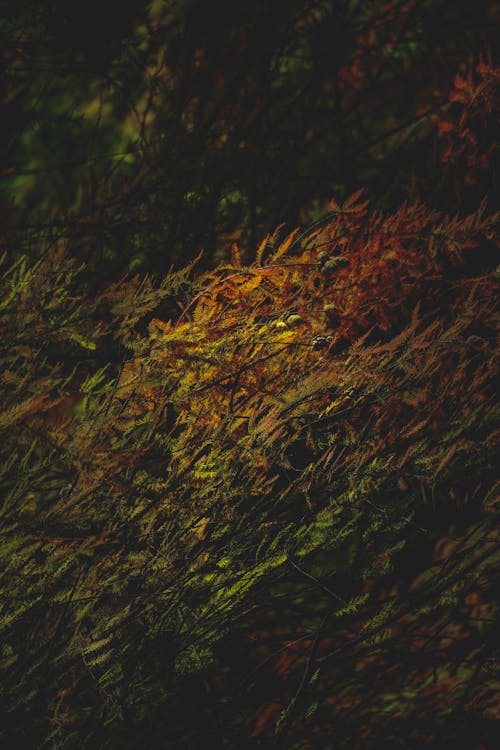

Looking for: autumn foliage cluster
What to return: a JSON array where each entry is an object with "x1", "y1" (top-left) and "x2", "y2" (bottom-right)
[{"x1": 0, "y1": 52, "x2": 499, "y2": 749}]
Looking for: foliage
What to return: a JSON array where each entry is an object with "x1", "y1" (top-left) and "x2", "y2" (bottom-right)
[{"x1": 0, "y1": 45, "x2": 499, "y2": 750}]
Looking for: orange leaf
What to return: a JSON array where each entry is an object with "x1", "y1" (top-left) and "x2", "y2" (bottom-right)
[
  {"x1": 255, "y1": 234, "x2": 270, "y2": 265},
  {"x1": 269, "y1": 228, "x2": 300, "y2": 263},
  {"x1": 435, "y1": 445, "x2": 457, "y2": 476}
]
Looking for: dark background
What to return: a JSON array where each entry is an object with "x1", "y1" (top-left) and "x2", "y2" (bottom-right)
[{"x1": 1, "y1": 0, "x2": 498, "y2": 279}]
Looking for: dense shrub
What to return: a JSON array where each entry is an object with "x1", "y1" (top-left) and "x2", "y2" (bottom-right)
[{"x1": 0, "y1": 52, "x2": 498, "y2": 749}]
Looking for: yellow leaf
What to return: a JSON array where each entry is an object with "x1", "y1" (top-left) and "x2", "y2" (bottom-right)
[
  {"x1": 256, "y1": 234, "x2": 270, "y2": 265},
  {"x1": 269, "y1": 228, "x2": 300, "y2": 263},
  {"x1": 193, "y1": 516, "x2": 211, "y2": 540},
  {"x1": 193, "y1": 295, "x2": 218, "y2": 323},
  {"x1": 237, "y1": 275, "x2": 262, "y2": 294}
]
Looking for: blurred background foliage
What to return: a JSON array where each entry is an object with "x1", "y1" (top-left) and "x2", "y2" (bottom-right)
[{"x1": 1, "y1": 0, "x2": 498, "y2": 277}]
